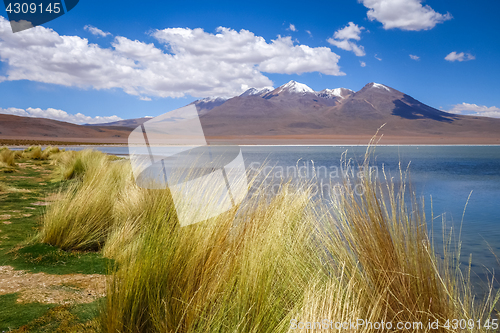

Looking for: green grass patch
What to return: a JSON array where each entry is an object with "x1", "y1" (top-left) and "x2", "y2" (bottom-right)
[
  {"x1": 7, "y1": 243, "x2": 113, "y2": 275},
  {"x1": 7, "y1": 302, "x2": 101, "y2": 333},
  {"x1": 70, "y1": 299, "x2": 102, "y2": 324},
  {"x1": 0, "y1": 293, "x2": 57, "y2": 331}
]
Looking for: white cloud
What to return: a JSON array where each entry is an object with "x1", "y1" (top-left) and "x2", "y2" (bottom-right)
[
  {"x1": 0, "y1": 17, "x2": 344, "y2": 99},
  {"x1": 288, "y1": 24, "x2": 297, "y2": 32},
  {"x1": 374, "y1": 54, "x2": 382, "y2": 61},
  {"x1": 448, "y1": 103, "x2": 500, "y2": 118},
  {"x1": 409, "y1": 54, "x2": 420, "y2": 61},
  {"x1": 327, "y1": 39, "x2": 366, "y2": 57},
  {"x1": 445, "y1": 51, "x2": 475, "y2": 62},
  {"x1": 306, "y1": 30, "x2": 312, "y2": 37},
  {"x1": 84, "y1": 25, "x2": 111, "y2": 37},
  {"x1": 360, "y1": 61, "x2": 366, "y2": 67},
  {"x1": 327, "y1": 22, "x2": 366, "y2": 57},
  {"x1": 0, "y1": 107, "x2": 122, "y2": 124},
  {"x1": 359, "y1": 0, "x2": 452, "y2": 31},
  {"x1": 333, "y1": 22, "x2": 363, "y2": 41}
]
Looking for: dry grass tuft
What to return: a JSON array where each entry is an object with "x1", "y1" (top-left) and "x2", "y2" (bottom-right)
[
  {"x1": 0, "y1": 147, "x2": 17, "y2": 167},
  {"x1": 40, "y1": 150, "x2": 133, "y2": 251}
]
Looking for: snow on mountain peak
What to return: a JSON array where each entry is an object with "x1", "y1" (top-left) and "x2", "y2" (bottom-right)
[
  {"x1": 371, "y1": 83, "x2": 391, "y2": 92},
  {"x1": 277, "y1": 80, "x2": 314, "y2": 94},
  {"x1": 199, "y1": 96, "x2": 228, "y2": 102},
  {"x1": 240, "y1": 88, "x2": 259, "y2": 96},
  {"x1": 317, "y1": 88, "x2": 353, "y2": 99},
  {"x1": 240, "y1": 87, "x2": 274, "y2": 97}
]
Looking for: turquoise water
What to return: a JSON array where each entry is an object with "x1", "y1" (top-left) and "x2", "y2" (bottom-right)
[{"x1": 37, "y1": 145, "x2": 500, "y2": 290}]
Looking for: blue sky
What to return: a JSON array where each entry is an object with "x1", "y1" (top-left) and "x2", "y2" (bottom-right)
[{"x1": 0, "y1": 0, "x2": 499, "y2": 123}]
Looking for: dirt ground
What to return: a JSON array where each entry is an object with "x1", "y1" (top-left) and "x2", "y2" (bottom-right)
[{"x1": 0, "y1": 265, "x2": 106, "y2": 305}]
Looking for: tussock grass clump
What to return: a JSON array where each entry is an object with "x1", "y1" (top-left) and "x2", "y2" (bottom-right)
[
  {"x1": 22, "y1": 146, "x2": 44, "y2": 160},
  {"x1": 0, "y1": 147, "x2": 16, "y2": 167},
  {"x1": 40, "y1": 149, "x2": 134, "y2": 251},
  {"x1": 20, "y1": 145, "x2": 61, "y2": 161},
  {"x1": 102, "y1": 184, "x2": 319, "y2": 332},
  {"x1": 41, "y1": 146, "x2": 60, "y2": 160},
  {"x1": 52, "y1": 149, "x2": 110, "y2": 180},
  {"x1": 0, "y1": 146, "x2": 62, "y2": 169},
  {"x1": 0, "y1": 181, "x2": 8, "y2": 192}
]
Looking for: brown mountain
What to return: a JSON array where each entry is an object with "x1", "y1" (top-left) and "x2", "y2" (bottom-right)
[
  {"x1": 0, "y1": 114, "x2": 132, "y2": 144},
  {"x1": 198, "y1": 81, "x2": 500, "y2": 144},
  {"x1": 83, "y1": 117, "x2": 153, "y2": 128}
]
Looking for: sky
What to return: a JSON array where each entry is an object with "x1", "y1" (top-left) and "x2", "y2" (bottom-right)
[{"x1": 0, "y1": 0, "x2": 499, "y2": 123}]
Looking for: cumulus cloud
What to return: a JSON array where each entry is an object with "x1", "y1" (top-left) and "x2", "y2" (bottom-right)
[
  {"x1": 333, "y1": 22, "x2": 363, "y2": 41},
  {"x1": 359, "y1": 0, "x2": 452, "y2": 31},
  {"x1": 0, "y1": 107, "x2": 122, "y2": 124},
  {"x1": 445, "y1": 51, "x2": 475, "y2": 62},
  {"x1": 327, "y1": 22, "x2": 366, "y2": 57},
  {"x1": 409, "y1": 54, "x2": 420, "y2": 61},
  {"x1": 447, "y1": 103, "x2": 500, "y2": 118},
  {"x1": 0, "y1": 17, "x2": 344, "y2": 98},
  {"x1": 360, "y1": 61, "x2": 366, "y2": 67},
  {"x1": 288, "y1": 24, "x2": 297, "y2": 32},
  {"x1": 84, "y1": 25, "x2": 111, "y2": 37}
]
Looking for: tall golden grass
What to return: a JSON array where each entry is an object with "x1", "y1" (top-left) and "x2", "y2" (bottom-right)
[
  {"x1": 0, "y1": 180, "x2": 8, "y2": 192},
  {"x1": 0, "y1": 146, "x2": 62, "y2": 168},
  {"x1": 40, "y1": 149, "x2": 132, "y2": 251},
  {"x1": 21, "y1": 145, "x2": 61, "y2": 160},
  {"x1": 0, "y1": 147, "x2": 16, "y2": 167},
  {"x1": 37, "y1": 148, "x2": 499, "y2": 332}
]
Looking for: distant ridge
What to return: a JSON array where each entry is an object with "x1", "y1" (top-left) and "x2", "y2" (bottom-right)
[
  {"x1": 84, "y1": 117, "x2": 153, "y2": 128},
  {"x1": 0, "y1": 114, "x2": 133, "y2": 144}
]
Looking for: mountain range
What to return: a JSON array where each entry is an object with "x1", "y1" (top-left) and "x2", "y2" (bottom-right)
[
  {"x1": 1, "y1": 81, "x2": 499, "y2": 145},
  {"x1": 193, "y1": 81, "x2": 500, "y2": 144}
]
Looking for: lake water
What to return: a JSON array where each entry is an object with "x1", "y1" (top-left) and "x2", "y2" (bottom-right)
[{"x1": 35, "y1": 145, "x2": 500, "y2": 291}]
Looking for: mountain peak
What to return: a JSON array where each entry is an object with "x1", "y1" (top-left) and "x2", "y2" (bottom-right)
[
  {"x1": 240, "y1": 87, "x2": 274, "y2": 97},
  {"x1": 366, "y1": 82, "x2": 391, "y2": 92},
  {"x1": 317, "y1": 88, "x2": 354, "y2": 99},
  {"x1": 276, "y1": 80, "x2": 315, "y2": 94},
  {"x1": 199, "y1": 96, "x2": 228, "y2": 102}
]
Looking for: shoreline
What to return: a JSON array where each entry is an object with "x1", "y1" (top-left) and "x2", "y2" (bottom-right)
[
  {"x1": 6, "y1": 144, "x2": 500, "y2": 150},
  {"x1": 3, "y1": 136, "x2": 500, "y2": 148}
]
